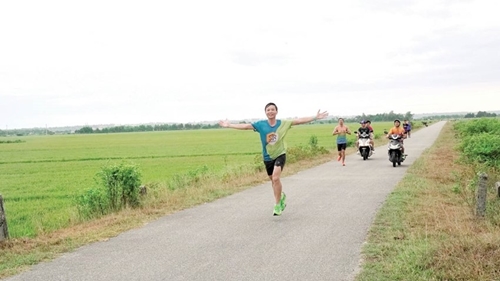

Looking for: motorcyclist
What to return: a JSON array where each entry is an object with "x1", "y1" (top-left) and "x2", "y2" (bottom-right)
[
  {"x1": 366, "y1": 120, "x2": 374, "y2": 133},
  {"x1": 365, "y1": 120, "x2": 375, "y2": 151},
  {"x1": 356, "y1": 120, "x2": 375, "y2": 153},
  {"x1": 386, "y1": 119, "x2": 407, "y2": 157}
]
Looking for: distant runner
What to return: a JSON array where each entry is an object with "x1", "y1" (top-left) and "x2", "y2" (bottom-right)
[
  {"x1": 332, "y1": 118, "x2": 351, "y2": 166},
  {"x1": 403, "y1": 120, "x2": 412, "y2": 138}
]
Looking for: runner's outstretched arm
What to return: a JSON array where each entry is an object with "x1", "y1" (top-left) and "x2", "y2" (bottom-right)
[
  {"x1": 218, "y1": 120, "x2": 254, "y2": 130},
  {"x1": 292, "y1": 110, "x2": 329, "y2": 125}
]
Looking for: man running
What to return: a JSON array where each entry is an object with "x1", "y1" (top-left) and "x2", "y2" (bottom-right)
[
  {"x1": 219, "y1": 102, "x2": 328, "y2": 216},
  {"x1": 332, "y1": 118, "x2": 351, "y2": 166}
]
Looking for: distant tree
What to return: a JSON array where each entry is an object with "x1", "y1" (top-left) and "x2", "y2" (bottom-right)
[
  {"x1": 404, "y1": 111, "x2": 413, "y2": 121},
  {"x1": 476, "y1": 111, "x2": 487, "y2": 118},
  {"x1": 348, "y1": 111, "x2": 407, "y2": 123},
  {"x1": 137, "y1": 125, "x2": 150, "y2": 131},
  {"x1": 75, "y1": 126, "x2": 94, "y2": 134},
  {"x1": 464, "y1": 113, "x2": 475, "y2": 118},
  {"x1": 476, "y1": 111, "x2": 497, "y2": 118}
]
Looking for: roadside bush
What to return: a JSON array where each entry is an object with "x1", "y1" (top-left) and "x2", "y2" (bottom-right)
[
  {"x1": 286, "y1": 145, "x2": 311, "y2": 163},
  {"x1": 287, "y1": 135, "x2": 329, "y2": 164},
  {"x1": 75, "y1": 187, "x2": 109, "y2": 219},
  {"x1": 98, "y1": 163, "x2": 142, "y2": 210},
  {"x1": 459, "y1": 133, "x2": 500, "y2": 168},
  {"x1": 76, "y1": 163, "x2": 142, "y2": 219},
  {"x1": 454, "y1": 118, "x2": 500, "y2": 137},
  {"x1": 452, "y1": 118, "x2": 500, "y2": 226},
  {"x1": 308, "y1": 135, "x2": 319, "y2": 149},
  {"x1": 168, "y1": 165, "x2": 209, "y2": 190},
  {"x1": 454, "y1": 118, "x2": 500, "y2": 168}
]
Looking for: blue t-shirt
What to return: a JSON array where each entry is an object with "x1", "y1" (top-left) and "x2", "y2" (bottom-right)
[{"x1": 252, "y1": 119, "x2": 293, "y2": 161}]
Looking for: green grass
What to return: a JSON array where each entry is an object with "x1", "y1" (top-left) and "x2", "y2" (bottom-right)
[
  {"x1": 356, "y1": 173, "x2": 437, "y2": 281},
  {"x1": 1, "y1": 122, "x2": 393, "y2": 238}
]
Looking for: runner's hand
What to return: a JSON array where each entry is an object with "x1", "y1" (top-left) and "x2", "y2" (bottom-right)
[
  {"x1": 218, "y1": 120, "x2": 230, "y2": 128},
  {"x1": 316, "y1": 110, "x2": 329, "y2": 120}
]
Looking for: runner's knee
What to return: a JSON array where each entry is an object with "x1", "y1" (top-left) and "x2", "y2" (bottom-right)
[{"x1": 271, "y1": 175, "x2": 281, "y2": 184}]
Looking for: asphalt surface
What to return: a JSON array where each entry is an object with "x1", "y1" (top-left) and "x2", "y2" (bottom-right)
[{"x1": 5, "y1": 121, "x2": 446, "y2": 281}]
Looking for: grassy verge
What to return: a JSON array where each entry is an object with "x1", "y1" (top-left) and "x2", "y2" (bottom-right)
[{"x1": 356, "y1": 122, "x2": 500, "y2": 280}]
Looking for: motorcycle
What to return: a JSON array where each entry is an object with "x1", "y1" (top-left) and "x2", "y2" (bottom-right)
[
  {"x1": 384, "y1": 131, "x2": 405, "y2": 167},
  {"x1": 355, "y1": 131, "x2": 373, "y2": 160}
]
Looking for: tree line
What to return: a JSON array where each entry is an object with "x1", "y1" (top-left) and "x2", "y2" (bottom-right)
[
  {"x1": 74, "y1": 111, "x2": 415, "y2": 134},
  {"x1": 464, "y1": 111, "x2": 497, "y2": 118},
  {"x1": 342, "y1": 111, "x2": 414, "y2": 123},
  {"x1": 2, "y1": 110, "x2": 497, "y2": 136},
  {"x1": 75, "y1": 123, "x2": 220, "y2": 134}
]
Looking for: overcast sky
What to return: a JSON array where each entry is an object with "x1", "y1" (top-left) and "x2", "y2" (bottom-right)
[{"x1": 1, "y1": 0, "x2": 499, "y2": 129}]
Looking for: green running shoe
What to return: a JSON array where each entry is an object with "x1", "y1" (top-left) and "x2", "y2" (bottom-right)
[
  {"x1": 273, "y1": 204, "x2": 282, "y2": 216},
  {"x1": 280, "y1": 192, "x2": 287, "y2": 212}
]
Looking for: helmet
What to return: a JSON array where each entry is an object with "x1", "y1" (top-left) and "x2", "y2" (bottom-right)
[
  {"x1": 394, "y1": 119, "x2": 401, "y2": 123},
  {"x1": 360, "y1": 120, "x2": 366, "y2": 124}
]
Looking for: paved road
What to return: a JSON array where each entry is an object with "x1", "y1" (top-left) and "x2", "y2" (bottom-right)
[{"x1": 5, "y1": 121, "x2": 446, "y2": 281}]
